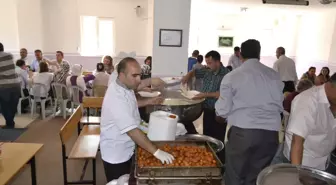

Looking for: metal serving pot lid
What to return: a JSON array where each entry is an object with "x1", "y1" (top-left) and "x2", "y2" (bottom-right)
[{"x1": 257, "y1": 164, "x2": 336, "y2": 185}]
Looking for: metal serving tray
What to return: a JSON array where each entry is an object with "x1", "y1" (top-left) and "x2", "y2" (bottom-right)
[{"x1": 134, "y1": 141, "x2": 223, "y2": 180}]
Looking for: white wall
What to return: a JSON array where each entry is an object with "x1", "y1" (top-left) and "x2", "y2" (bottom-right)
[
  {"x1": 0, "y1": 0, "x2": 152, "y2": 71},
  {"x1": 295, "y1": 11, "x2": 336, "y2": 75},
  {"x1": 328, "y1": 17, "x2": 336, "y2": 65},
  {"x1": 2, "y1": 0, "x2": 336, "y2": 75},
  {"x1": 40, "y1": 0, "x2": 80, "y2": 53},
  {"x1": 189, "y1": 0, "x2": 336, "y2": 75},
  {"x1": 77, "y1": 0, "x2": 150, "y2": 56},
  {"x1": 0, "y1": 0, "x2": 20, "y2": 51},
  {"x1": 152, "y1": 0, "x2": 191, "y2": 76},
  {"x1": 1, "y1": 0, "x2": 151, "y2": 55},
  {"x1": 16, "y1": 0, "x2": 44, "y2": 50}
]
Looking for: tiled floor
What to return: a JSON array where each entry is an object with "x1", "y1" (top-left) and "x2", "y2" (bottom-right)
[{"x1": 0, "y1": 113, "x2": 38, "y2": 128}]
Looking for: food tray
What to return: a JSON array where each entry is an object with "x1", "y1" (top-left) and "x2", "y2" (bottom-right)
[{"x1": 134, "y1": 141, "x2": 223, "y2": 179}]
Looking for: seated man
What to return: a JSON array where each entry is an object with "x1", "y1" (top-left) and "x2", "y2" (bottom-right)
[
  {"x1": 283, "y1": 79, "x2": 313, "y2": 113},
  {"x1": 282, "y1": 73, "x2": 336, "y2": 170}
]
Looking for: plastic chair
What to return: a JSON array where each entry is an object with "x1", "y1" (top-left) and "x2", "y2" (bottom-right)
[
  {"x1": 30, "y1": 83, "x2": 52, "y2": 119},
  {"x1": 93, "y1": 85, "x2": 107, "y2": 97},
  {"x1": 52, "y1": 83, "x2": 70, "y2": 119},
  {"x1": 69, "y1": 86, "x2": 85, "y2": 113},
  {"x1": 17, "y1": 88, "x2": 31, "y2": 115}
]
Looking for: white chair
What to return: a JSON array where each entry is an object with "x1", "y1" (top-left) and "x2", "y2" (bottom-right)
[
  {"x1": 17, "y1": 88, "x2": 30, "y2": 115},
  {"x1": 30, "y1": 83, "x2": 52, "y2": 119},
  {"x1": 69, "y1": 86, "x2": 85, "y2": 113},
  {"x1": 51, "y1": 83, "x2": 70, "y2": 119}
]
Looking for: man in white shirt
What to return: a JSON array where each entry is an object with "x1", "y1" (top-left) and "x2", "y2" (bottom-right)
[
  {"x1": 227, "y1": 46, "x2": 242, "y2": 70},
  {"x1": 15, "y1": 59, "x2": 29, "y2": 112},
  {"x1": 30, "y1": 49, "x2": 51, "y2": 72},
  {"x1": 100, "y1": 57, "x2": 174, "y2": 182},
  {"x1": 216, "y1": 40, "x2": 283, "y2": 185},
  {"x1": 273, "y1": 47, "x2": 298, "y2": 93},
  {"x1": 283, "y1": 73, "x2": 336, "y2": 170},
  {"x1": 19, "y1": 48, "x2": 29, "y2": 65},
  {"x1": 15, "y1": 59, "x2": 29, "y2": 90}
]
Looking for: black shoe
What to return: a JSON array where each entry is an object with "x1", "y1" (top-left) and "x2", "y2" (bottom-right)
[{"x1": 0, "y1": 125, "x2": 15, "y2": 129}]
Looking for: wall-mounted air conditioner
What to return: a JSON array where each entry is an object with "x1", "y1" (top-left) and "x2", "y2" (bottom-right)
[
  {"x1": 319, "y1": 0, "x2": 336, "y2": 5},
  {"x1": 262, "y1": 0, "x2": 309, "y2": 6}
]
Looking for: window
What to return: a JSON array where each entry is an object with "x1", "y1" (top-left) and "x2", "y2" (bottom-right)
[{"x1": 80, "y1": 16, "x2": 115, "y2": 56}]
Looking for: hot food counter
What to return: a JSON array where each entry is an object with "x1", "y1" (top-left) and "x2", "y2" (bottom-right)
[{"x1": 129, "y1": 140, "x2": 224, "y2": 185}]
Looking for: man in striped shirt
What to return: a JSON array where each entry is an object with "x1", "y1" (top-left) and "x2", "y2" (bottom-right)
[{"x1": 0, "y1": 43, "x2": 21, "y2": 128}]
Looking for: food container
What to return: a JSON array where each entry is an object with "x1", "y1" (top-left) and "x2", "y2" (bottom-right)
[
  {"x1": 147, "y1": 111, "x2": 178, "y2": 141},
  {"x1": 135, "y1": 141, "x2": 223, "y2": 179},
  {"x1": 257, "y1": 163, "x2": 336, "y2": 185}
]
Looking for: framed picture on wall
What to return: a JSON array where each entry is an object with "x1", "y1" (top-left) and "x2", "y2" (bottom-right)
[
  {"x1": 159, "y1": 29, "x2": 183, "y2": 47},
  {"x1": 218, "y1": 36, "x2": 234, "y2": 47}
]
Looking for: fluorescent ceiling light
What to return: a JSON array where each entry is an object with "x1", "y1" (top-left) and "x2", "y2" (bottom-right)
[{"x1": 262, "y1": 0, "x2": 309, "y2": 6}]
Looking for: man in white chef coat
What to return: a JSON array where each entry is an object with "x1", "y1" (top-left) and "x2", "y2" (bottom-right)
[
  {"x1": 273, "y1": 47, "x2": 298, "y2": 93},
  {"x1": 283, "y1": 73, "x2": 336, "y2": 170},
  {"x1": 100, "y1": 57, "x2": 174, "y2": 182}
]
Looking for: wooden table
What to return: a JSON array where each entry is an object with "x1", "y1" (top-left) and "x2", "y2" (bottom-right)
[{"x1": 0, "y1": 142, "x2": 43, "y2": 185}]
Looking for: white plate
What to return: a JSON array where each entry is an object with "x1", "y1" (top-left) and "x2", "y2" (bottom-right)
[
  {"x1": 138, "y1": 91, "x2": 161, "y2": 98},
  {"x1": 161, "y1": 77, "x2": 182, "y2": 84},
  {"x1": 181, "y1": 90, "x2": 200, "y2": 99}
]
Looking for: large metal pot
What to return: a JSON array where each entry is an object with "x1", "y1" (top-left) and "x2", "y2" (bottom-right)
[
  {"x1": 139, "y1": 90, "x2": 204, "y2": 123},
  {"x1": 257, "y1": 164, "x2": 336, "y2": 185},
  {"x1": 176, "y1": 134, "x2": 225, "y2": 153}
]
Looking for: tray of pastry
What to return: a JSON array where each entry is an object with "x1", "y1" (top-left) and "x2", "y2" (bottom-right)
[{"x1": 134, "y1": 140, "x2": 223, "y2": 179}]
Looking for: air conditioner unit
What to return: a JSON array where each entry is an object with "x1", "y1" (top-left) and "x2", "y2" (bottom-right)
[
  {"x1": 320, "y1": 0, "x2": 332, "y2": 4},
  {"x1": 262, "y1": 0, "x2": 309, "y2": 6}
]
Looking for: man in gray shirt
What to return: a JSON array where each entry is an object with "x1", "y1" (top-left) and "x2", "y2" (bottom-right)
[{"x1": 215, "y1": 39, "x2": 283, "y2": 185}]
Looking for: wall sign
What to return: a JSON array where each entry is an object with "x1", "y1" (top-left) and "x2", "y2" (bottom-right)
[
  {"x1": 218, "y1": 36, "x2": 234, "y2": 48},
  {"x1": 159, "y1": 29, "x2": 183, "y2": 47}
]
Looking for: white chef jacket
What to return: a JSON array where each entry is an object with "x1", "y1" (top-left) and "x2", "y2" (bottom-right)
[
  {"x1": 108, "y1": 71, "x2": 118, "y2": 85},
  {"x1": 100, "y1": 78, "x2": 141, "y2": 164},
  {"x1": 227, "y1": 54, "x2": 242, "y2": 69},
  {"x1": 283, "y1": 85, "x2": 336, "y2": 170},
  {"x1": 273, "y1": 55, "x2": 298, "y2": 83}
]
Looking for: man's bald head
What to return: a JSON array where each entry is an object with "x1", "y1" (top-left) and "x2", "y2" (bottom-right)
[
  {"x1": 117, "y1": 57, "x2": 139, "y2": 74},
  {"x1": 117, "y1": 57, "x2": 141, "y2": 90}
]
